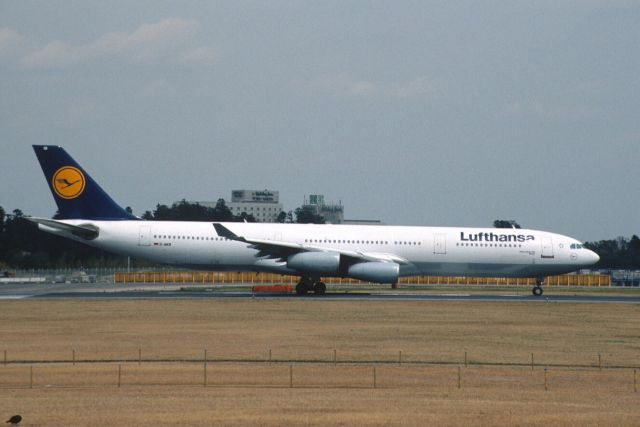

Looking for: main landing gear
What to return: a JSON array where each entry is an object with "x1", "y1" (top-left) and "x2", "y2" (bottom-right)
[
  {"x1": 532, "y1": 278, "x2": 544, "y2": 296},
  {"x1": 295, "y1": 277, "x2": 326, "y2": 295}
]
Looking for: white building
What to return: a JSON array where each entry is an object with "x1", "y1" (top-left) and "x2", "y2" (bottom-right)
[{"x1": 228, "y1": 190, "x2": 283, "y2": 223}]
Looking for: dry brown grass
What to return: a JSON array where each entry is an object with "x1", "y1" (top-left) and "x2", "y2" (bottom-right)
[{"x1": 0, "y1": 299, "x2": 639, "y2": 425}]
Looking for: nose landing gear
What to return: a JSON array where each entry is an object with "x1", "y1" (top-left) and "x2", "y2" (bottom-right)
[{"x1": 532, "y1": 278, "x2": 544, "y2": 296}]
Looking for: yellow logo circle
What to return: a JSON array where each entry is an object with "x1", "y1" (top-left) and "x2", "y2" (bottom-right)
[{"x1": 52, "y1": 166, "x2": 86, "y2": 199}]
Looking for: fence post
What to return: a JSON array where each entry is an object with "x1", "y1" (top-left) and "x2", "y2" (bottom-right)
[
  {"x1": 3, "y1": 350, "x2": 6, "y2": 365},
  {"x1": 635, "y1": 369, "x2": 637, "y2": 393},
  {"x1": 333, "y1": 349, "x2": 337, "y2": 365},
  {"x1": 544, "y1": 368, "x2": 548, "y2": 391},
  {"x1": 531, "y1": 353, "x2": 534, "y2": 371},
  {"x1": 457, "y1": 366, "x2": 461, "y2": 389},
  {"x1": 204, "y1": 348, "x2": 208, "y2": 386},
  {"x1": 289, "y1": 365, "x2": 293, "y2": 388},
  {"x1": 373, "y1": 366, "x2": 377, "y2": 389},
  {"x1": 598, "y1": 353, "x2": 602, "y2": 371},
  {"x1": 118, "y1": 364, "x2": 121, "y2": 388},
  {"x1": 30, "y1": 366, "x2": 33, "y2": 389},
  {"x1": 398, "y1": 350, "x2": 402, "y2": 366},
  {"x1": 138, "y1": 348, "x2": 142, "y2": 366},
  {"x1": 269, "y1": 348, "x2": 272, "y2": 364},
  {"x1": 464, "y1": 351, "x2": 467, "y2": 367},
  {"x1": 73, "y1": 349, "x2": 76, "y2": 366}
]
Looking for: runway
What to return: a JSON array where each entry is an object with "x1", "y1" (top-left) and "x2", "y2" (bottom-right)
[
  {"x1": 0, "y1": 282, "x2": 639, "y2": 303},
  {"x1": 33, "y1": 292, "x2": 640, "y2": 304}
]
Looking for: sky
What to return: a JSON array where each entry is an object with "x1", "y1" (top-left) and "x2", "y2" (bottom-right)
[{"x1": 1, "y1": 1, "x2": 639, "y2": 242}]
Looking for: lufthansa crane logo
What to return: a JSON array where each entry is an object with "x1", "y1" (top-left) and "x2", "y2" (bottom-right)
[{"x1": 52, "y1": 166, "x2": 86, "y2": 199}]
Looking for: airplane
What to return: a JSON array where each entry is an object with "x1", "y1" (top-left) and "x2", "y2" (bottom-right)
[{"x1": 29, "y1": 145, "x2": 600, "y2": 296}]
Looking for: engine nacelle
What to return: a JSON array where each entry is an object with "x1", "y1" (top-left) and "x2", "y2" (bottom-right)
[
  {"x1": 347, "y1": 262, "x2": 399, "y2": 284},
  {"x1": 287, "y1": 252, "x2": 340, "y2": 274}
]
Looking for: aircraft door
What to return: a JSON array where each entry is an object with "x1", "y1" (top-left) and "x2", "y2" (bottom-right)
[
  {"x1": 138, "y1": 225, "x2": 151, "y2": 246},
  {"x1": 434, "y1": 234, "x2": 447, "y2": 254},
  {"x1": 541, "y1": 237, "x2": 554, "y2": 259}
]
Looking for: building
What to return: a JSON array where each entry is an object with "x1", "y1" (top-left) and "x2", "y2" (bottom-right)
[
  {"x1": 228, "y1": 190, "x2": 283, "y2": 223},
  {"x1": 195, "y1": 190, "x2": 283, "y2": 223},
  {"x1": 303, "y1": 194, "x2": 344, "y2": 224}
]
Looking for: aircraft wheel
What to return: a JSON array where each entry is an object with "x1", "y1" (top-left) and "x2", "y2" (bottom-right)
[
  {"x1": 532, "y1": 286, "x2": 543, "y2": 296},
  {"x1": 313, "y1": 282, "x2": 326, "y2": 295},
  {"x1": 296, "y1": 282, "x2": 309, "y2": 295}
]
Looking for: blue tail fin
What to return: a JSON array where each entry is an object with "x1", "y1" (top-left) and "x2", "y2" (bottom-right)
[{"x1": 33, "y1": 145, "x2": 137, "y2": 220}]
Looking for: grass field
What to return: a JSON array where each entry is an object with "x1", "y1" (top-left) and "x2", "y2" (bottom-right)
[{"x1": 0, "y1": 299, "x2": 639, "y2": 425}]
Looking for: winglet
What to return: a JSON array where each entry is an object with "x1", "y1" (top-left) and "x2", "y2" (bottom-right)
[{"x1": 213, "y1": 223, "x2": 245, "y2": 242}]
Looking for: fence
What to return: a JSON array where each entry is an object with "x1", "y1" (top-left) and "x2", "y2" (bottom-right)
[
  {"x1": 1, "y1": 352, "x2": 637, "y2": 392},
  {"x1": 113, "y1": 271, "x2": 612, "y2": 287}
]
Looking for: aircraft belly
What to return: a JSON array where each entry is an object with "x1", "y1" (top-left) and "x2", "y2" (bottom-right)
[
  {"x1": 413, "y1": 261, "x2": 578, "y2": 278},
  {"x1": 213, "y1": 244, "x2": 256, "y2": 265}
]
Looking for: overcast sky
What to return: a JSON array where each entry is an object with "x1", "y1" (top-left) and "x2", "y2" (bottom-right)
[{"x1": 1, "y1": 1, "x2": 638, "y2": 241}]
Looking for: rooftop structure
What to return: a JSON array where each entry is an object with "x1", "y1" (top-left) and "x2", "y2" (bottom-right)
[{"x1": 303, "y1": 194, "x2": 344, "y2": 224}]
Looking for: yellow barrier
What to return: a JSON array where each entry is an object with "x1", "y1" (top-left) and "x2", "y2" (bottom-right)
[{"x1": 114, "y1": 272, "x2": 611, "y2": 287}]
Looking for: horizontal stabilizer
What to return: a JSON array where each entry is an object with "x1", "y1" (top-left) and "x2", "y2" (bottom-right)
[{"x1": 27, "y1": 217, "x2": 99, "y2": 240}]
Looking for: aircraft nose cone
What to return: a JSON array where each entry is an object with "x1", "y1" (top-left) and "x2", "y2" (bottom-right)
[{"x1": 588, "y1": 250, "x2": 600, "y2": 264}]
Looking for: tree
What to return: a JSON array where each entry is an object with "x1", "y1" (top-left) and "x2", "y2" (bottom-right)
[
  {"x1": 276, "y1": 211, "x2": 287, "y2": 223},
  {"x1": 174, "y1": 199, "x2": 213, "y2": 221},
  {"x1": 236, "y1": 212, "x2": 256, "y2": 223},
  {"x1": 212, "y1": 199, "x2": 234, "y2": 222},
  {"x1": 152, "y1": 204, "x2": 173, "y2": 220},
  {"x1": 145, "y1": 199, "x2": 249, "y2": 222},
  {"x1": 493, "y1": 220, "x2": 521, "y2": 229},
  {"x1": 0, "y1": 206, "x2": 5, "y2": 235},
  {"x1": 294, "y1": 206, "x2": 325, "y2": 224},
  {"x1": 0, "y1": 206, "x2": 5, "y2": 262},
  {"x1": 584, "y1": 236, "x2": 640, "y2": 269}
]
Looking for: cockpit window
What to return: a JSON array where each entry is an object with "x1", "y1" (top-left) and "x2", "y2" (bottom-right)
[{"x1": 570, "y1": 243, "x2": 584, "y2": 249}]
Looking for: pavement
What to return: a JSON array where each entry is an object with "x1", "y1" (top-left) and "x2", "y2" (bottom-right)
[{"x1": 0, "y1": 281, "x2": 639, "y2": 303}]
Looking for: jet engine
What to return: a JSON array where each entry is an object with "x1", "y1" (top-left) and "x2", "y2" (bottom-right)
[
  {"x1": 347, "y1": 262, "x2": 400, "y2": 284},
  {"x1": 287, "y1": 252, "x2": 340, "y2": 274}
]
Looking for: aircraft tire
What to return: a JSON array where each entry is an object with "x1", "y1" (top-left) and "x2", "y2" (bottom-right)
[
  {"x1": 296, "y1": 282, "x2": 309, "y2": 295},
  {"x1": 313, "y1": 282, "x2": 326, "y2": 295},
  {"x1": 532, "y1": 286, "x2": 543, "y2": 296}
]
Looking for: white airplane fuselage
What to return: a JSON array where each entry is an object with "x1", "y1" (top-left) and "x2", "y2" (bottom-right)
[{"x1": 44, "y1": 220, "x2": 599, "y2": 279}]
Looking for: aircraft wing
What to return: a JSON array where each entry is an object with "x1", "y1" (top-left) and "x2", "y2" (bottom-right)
[{"x1": 213, "y1": 223, "x2": 409, "y2": 264}]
